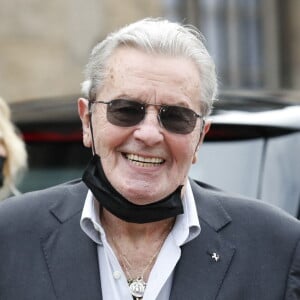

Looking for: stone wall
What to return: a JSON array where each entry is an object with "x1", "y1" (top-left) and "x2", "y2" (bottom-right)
[
  {"x1": 0, "y1": 0, "x2": 163, "y2": 102},
  {"x1": 1, "y1": 0, "x2": 300, "y2": 103}
]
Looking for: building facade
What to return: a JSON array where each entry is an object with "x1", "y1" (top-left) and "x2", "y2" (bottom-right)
[{"x1": 0, "y1": 0, "x2": 300, "y2": 103}]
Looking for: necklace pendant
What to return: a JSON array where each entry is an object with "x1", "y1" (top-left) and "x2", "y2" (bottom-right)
[{"x1": 128, "y1": 277, "x2": 146, "y2": 298}]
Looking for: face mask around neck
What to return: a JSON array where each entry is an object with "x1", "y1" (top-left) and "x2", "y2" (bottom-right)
[{"x1": 82, "y1": 154, "x2": 184, "y2": 223}]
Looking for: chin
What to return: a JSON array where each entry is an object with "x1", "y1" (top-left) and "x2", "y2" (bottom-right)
[{"x1": 122, "y1": 187, "x2": 165, "y2": 205}]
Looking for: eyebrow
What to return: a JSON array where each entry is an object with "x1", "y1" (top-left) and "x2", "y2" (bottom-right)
[{"x1": 108, "y1": 93, "x2": 193, "y2": 109}]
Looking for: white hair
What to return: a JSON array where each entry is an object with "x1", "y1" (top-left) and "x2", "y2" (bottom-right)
[{"x1": 81, "y1": 18, "x2": 218, "y2": 116}]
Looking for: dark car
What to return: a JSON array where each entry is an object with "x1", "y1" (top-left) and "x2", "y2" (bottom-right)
[{"x1": 10, "y1": 91, "x2": 300, "y2": 219}]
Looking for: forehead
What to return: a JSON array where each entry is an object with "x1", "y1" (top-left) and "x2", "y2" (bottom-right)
[{"x1": 98, "y1": 47, "x2": 201, "y2": 104}]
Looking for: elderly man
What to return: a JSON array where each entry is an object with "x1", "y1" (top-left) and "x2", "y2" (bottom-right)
[{"x1": 0, "y1": 18, "x2": 299, "y2": 300}]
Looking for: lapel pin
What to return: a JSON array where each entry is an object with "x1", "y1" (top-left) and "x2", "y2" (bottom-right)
[{"x1": 211, "y1": 252, "x2": 220, "y2": 262}]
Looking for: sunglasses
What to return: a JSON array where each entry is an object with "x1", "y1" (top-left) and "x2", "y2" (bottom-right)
[{"x1": 89, "y1": 99, "x2": 203, "y2": 134}]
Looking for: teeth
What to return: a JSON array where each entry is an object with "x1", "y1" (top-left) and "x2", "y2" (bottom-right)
[{"x1": 126, "y1": 154, "x2": 164, "y2": 166}]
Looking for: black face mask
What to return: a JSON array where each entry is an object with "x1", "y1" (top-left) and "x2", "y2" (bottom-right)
[
  {"x1": 82, "y1": 154, "x2": 184, "y2": 223},
  {"x1": 0, "y1": 156, "x2": 6, "y2": 188}
]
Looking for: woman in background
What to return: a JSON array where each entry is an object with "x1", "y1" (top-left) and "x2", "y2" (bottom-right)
[{"x1": 0, "y1": 97, "x2": 27, "y2": 200}]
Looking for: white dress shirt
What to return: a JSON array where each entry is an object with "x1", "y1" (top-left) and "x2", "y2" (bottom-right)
[{"x1": 80, "y1": 179, "x2": 201, "y2": 300}]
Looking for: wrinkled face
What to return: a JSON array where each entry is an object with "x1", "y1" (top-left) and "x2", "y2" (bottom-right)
[{"x1": 78, "y1": 47, "x2": 210, "y2": 204}]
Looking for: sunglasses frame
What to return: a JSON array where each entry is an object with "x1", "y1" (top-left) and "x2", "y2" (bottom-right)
[{"x1": 88, "y1": 98, "x2": 204, "y2": 134}]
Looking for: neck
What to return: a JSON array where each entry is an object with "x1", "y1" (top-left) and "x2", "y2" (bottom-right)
[
  {"x1": 102, "y1": 208, "x2": 174, "y2": 282},
  {"x1": 101, "y1": 208, "x2": 175, "y2": 244}
]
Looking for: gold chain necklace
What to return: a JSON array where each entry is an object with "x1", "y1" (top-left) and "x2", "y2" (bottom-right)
[
  {"x1": 106, "y1": 223, "x2": 172, "y2": 300},
  {"x1": 118, "y1": 239, "x2": 163, "y2": 299}
]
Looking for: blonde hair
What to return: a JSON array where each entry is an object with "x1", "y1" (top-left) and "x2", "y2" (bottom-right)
[{"x1": 0, "y1": 97, "x2": 27, "y2": 200}]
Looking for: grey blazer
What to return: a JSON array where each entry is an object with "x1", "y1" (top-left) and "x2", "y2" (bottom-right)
[{"x1": 0, "y1": 179, "x2": 299, "y2": 300}]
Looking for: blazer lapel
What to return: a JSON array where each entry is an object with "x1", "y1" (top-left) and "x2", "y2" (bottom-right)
[
  {"x1": 41, "y1": 182, "x2": 102, "y2": 300},
  {"x1": 170, "y1": 180, "x2": 236, "y2": 300}
]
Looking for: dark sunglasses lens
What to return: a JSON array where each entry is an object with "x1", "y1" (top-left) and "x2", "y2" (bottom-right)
[
  {"x1": 107, "y1": 100, "x2": 145, "y2": 127},
  {"x1": 160, "y1": 106, "x2": 197, "y2": 134}
]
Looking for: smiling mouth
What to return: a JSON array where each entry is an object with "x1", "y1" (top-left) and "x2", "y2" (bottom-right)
[{"x1": 125, "y1": 153, "x2": 165, "y2": 167}]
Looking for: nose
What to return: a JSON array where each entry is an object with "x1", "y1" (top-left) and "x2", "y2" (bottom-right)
[{"x1": 133, "y1": 108, "x2": 164, "y2": 146}]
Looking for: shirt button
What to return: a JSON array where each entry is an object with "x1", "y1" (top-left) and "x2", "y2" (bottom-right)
[{"x1": 113, "y1": 270, "x2": 121, "y2": 280}]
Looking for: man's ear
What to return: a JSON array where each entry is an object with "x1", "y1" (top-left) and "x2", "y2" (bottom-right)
[
  {"x1": 192, "y1": 120, "x2": 211, "y2": 164},
  {"x1": 78, "y1": 98, "x2": 92, "y2": 148}
]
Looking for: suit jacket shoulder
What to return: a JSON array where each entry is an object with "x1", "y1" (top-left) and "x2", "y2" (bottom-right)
[
  {"x1": 0, "y1": 179, "x2": 86, "y2": 233},
  {"x1": 0, "y1": 180, "x2": 101, "y2": 300},
  {"x1": 170, "y1": 179, "x2": 300, "y2": 300},
  {"x1": 191, "y1": 178, "x2": 300, "y2": 236}
]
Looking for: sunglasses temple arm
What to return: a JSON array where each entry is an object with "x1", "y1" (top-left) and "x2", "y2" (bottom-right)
[
  {"x1": 88, "y1": 111, "x2": 97, "y2": 155},
  {"x1": 199, "y1": 119, "x2": 205, "y2": 140}
]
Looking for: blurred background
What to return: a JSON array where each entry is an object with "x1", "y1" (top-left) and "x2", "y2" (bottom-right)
[
  {"x1": 1, "y1": 0, "x2": 300, "y2": 102},
  {"x1": 0, "y1": 0, "x2": 299, "y2": 217}
]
